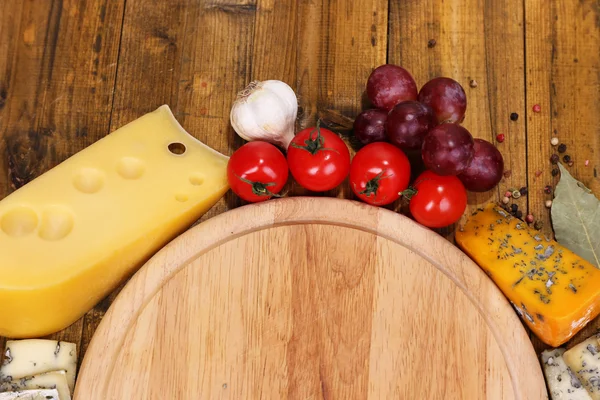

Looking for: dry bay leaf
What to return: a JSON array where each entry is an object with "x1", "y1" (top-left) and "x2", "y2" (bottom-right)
[{"x1": 551, "y1": 163, "x2": 600, "y2": 267}]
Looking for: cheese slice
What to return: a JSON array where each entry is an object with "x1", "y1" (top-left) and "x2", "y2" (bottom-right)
[
  {"x1": 0, "y1": 371, "x2": 70, "y2": 400},
  {"x1": 456, "y1": 204, "x2": 600, "y2": 346},
  {"x1": 541, "y1": 348, "x2": 591, "y2": 399},
  {"x1": 0, "y1": 340, "x2": 76, "y2": 394},
  {"x1": 0, "y1": 389, "x2": 59, "y2": 400},
  {"x1": 563, "y1": 336, "x2": 600, "y2": 399},
  {"x1": 0, "y1": 105, "x2": 229, "y2": 338}
]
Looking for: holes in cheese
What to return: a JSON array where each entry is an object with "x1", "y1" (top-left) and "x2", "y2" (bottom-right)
[
  {"x1": 0, "y1": 105, "x2": 229, "y2": 338},
  {"x1": 38, "y1": 206, "x2": 75, "y2": 241},
  {"x1": 72, "y1": 168, "x2": 105, "y2": 194},
  {"x1": 0, "y1": 207, "x2": 38, "y2": 237},
  {"x1": 116, "y1": 157, "x2": 145, "y2": 180},
  {"x1": 168, "y1": 142, "x2": 186, "y2": 155}
]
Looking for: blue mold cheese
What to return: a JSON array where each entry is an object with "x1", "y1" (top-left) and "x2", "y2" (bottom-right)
[
  {"x1": 0, "y1": 340, "x2": 77, "y2": 395},
  {"x1": 563, "y1": 335, "x2": 600, "y2": 399},
  {"x1": 0, "y1": 389, "x2": 59, "y2": 399},
  {"x1": 0, "y1": 371, "x2": 70, "y2": 400},
  {"x1": 541, "y1": 348, "x2": 591, "y2": 399}
]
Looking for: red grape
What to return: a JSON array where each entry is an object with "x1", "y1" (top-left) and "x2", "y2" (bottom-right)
[
  {"x1": 386, "y1": 101, "x2": 437, "y2": 150},
  {"x1": 458, "y1": 138, "x2": 504, "y2": 192},
  {"x1": 366, "y1": 64, "x2": 418, "y2": 111},
  {"x1": 421, "y1": 123, "x2": 475, "y2": 175},
  {"x1": 353, "y1": 109, "x2": 388, "y2": 145},
  {"x1": 418, "y1": 77, "x2": 467, "y2": 123}
]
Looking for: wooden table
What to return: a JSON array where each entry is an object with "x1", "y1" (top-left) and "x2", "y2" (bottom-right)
[{"x1": 0, "y1": 0, "x2": 598, "y2": 374}]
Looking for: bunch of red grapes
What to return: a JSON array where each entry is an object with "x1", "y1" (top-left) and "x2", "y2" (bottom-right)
[{"x1": 354, "y1": 64, "x2": 504, "y2": 193}]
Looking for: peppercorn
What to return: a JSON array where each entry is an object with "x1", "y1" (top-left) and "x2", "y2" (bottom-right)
[
  {"x1": 519, "y1": 186, "x2": 528, "y2": 196},
  {"x1": 469, "y1": 80, "x2": 478, "y2": 88},
  {"x1": 496, "y1": 133, "x2": 505, "y2": 143},
  {"x1": 503, "y1": 170, "x2": 512, "y2": 178},
  {"x1": 550, "y1": 154, "x2": 559, "y2": 164},
  {"x1": 568, "y1": 160, "x2": 574, "y2": 167},
  {"x1": 545, "y1": 200, "x2": 553, "y2": 208},
  {"x1": 526, "y1": 214, "x2": 534, "y2": 223},
  {"x1": 534, "y1": 220, "x2": 543, "y2": 230},
  {"x1": 551, "y1": 168, "x2": 559, "y2": 176},
  {"x1": 510, "y1": 112, "x2": 519, "y2": 121},
  {"x1": 516, "y1": 210, "x2": 523, "y2": 219},
  {"x1": 544, "y1": 185, "x2": 552, "y2": 194},
  {"x1": 512, "y1": 189, "x2": 521, "y2": 199},
  {"x1": 557, "y1": 143, "x2": 567, "y2": 153},
  {"x1": 550, "y1": 137, "x2": 559, "y2": 146},
  {"x1": 532, "y1": 104, "x2": 541, "y2": 113},
  {"x1": 502, "y1": 196, "x2": 510, "y2": 205},
  {"x1": 428, "y1": 39, "x2": 436, "y2": 48},
  {"x1": 511, "y1": 204, "x2": 518, "y2": 213},
  {"x1": 504, "y1": 190, "x2": 512, "y2": 198},
  {"x1": 563, "y1": 155, "x2": 571, "y2": 163}
]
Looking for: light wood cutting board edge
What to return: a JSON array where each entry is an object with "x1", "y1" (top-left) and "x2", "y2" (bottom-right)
[{"x1": 74, "y1": 196, "x2": 547, "y2": 399}]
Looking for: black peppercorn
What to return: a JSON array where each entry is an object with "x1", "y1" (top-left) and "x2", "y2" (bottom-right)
[
  {"x1": 516, "y1": 210, "x2": 523, "y2": 219},
  {"x1": 544, "y1": 185, "x2": 552, "y2": 194},
  {"x1": 563, "y1": 155, "x2": 571, "y2": 163},
  {"x1": 510, "y1": 112, "x2": 519, "y2": 121},
  {"x1": 550, "y1": 154, "x2": 559, "y2": 164},
  {"x1": 557, "y1": 143, "x2": 567, "y2": 153},
  {"x1": 519, "y1": 186, "x2": 528, "y2": 196},
  {"x1": 428, "y1": 39, "x2": 436, "y2": 48},
  {"x1": 511, "y1": 204, "x2": 518, "y2": 213},
  {"x1": 551, "y1": 168, "x2": 559, "y2": 176}
]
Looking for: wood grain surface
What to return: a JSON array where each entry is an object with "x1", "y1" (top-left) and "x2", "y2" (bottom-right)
[
  {"x1": 74, "y1": 197, "x2": 547, "y2": 399},
  {"x1": 0, "y1": 0, "x2": 598, "y2": 382}
]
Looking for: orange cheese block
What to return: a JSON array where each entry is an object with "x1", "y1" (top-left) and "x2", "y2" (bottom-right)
[
  {"x1": 456, "y1": 203, "x2": 600, "y2": 347},
  {"x1": 0, "y1": 105, "x2": 229, "y2": 338}
]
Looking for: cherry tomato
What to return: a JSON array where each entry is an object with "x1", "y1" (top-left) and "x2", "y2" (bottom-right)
[
  {"x1": 287, "y1": 123, "x2": 350, "y2": 192},
  {"x1": 407, "y1": 170, "x2": 467, "y2": 228},
  {"x1": 227, "y1": 141, "x2": 288, "y2": 202},
  {"x1": 349, "y1": 142, "x2": 411, "y2": 205}
]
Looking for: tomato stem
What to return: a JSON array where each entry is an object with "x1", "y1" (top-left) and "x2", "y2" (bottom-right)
[
  {"x1": 289, "y1": 120, "x2": 340, "y2": 155},
  {"x1": 358, "y1": 170, "x2": 392, "y2": 197},
  {"x1": 236, "y1": 175, "x2": 284, "y2": 198},
  {"x1": 400, "y1": 187, "x2": 418, "y2": 200}
]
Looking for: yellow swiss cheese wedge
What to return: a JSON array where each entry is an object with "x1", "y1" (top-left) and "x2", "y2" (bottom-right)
[
  {"x1": 456, "y1": 203, "x2": 600, "y2": 347},
  {"x1": 0, "y1": 105, "x2": 229, "y2": 338}
]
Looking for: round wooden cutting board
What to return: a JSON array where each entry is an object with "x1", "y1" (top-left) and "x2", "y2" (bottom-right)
[{"x1": 75, "y1": 197, "x2": 547, "y2": 399}]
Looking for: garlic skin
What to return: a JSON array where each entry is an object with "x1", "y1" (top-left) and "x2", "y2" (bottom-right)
[{"x1": 230, "y1": 80, "x2": 298, "y2": 149}]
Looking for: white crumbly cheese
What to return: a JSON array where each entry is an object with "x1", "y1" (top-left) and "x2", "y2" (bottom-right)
[
  {"x1": 0, "y1": 389, "x2": 60, "y2": 399},
  {"x1": 541, "y1": 348, "x2": 591, "y2": 399},
  {"x1": 0, "y1": 371, "x2": 70, "y2": 400},
  {"x1": 0, "y1": 340, "x2": 76, "y2": 393},
  {"x1": 564, "y1": 336, "x2": 600, "y2": 399}
]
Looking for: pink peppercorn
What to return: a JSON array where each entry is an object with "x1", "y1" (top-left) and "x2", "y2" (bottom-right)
[
  {"x1": 526, "y1": 214, "x2": 534, "y2": 223},
  {"x1": 504, "y1": 191, "x2": 512, "y2": 198},
  {"x1": 532, "y1": 104, "x2": 541, "y2": 113},
  {"x1": 496, "y1": 133, "x2": 505, "y2": 143}
]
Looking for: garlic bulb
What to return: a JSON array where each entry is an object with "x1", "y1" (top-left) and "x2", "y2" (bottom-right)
[{"x1": 230, "y1": 80, "x2": 298, "y2": 149}]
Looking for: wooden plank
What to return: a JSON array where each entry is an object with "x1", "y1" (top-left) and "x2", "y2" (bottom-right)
[
  {"x1": 297, "y1": 0, "x2": 388, "y2": 199},
  {"x1": 79, "y1": 0, "x2": 258, "y2": 364},
  {"x1": 173, "y1": 0, "x2": 257, "y2": 219},
  {"x1": 525, "y1": 0, "x2": 600, "y2": 353},
  {"x1": 77, "y1": 0, "x2": 190, "y2": 365},
  {"x1": 388, "y1": 0, "x2": 527, "y2": 238},
  {"x1": 0, "y1": 0, "x2": 24, "y2": 355},
  {"x1": 0, "y1": 0, "x2": 126, "y2": 360}
]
